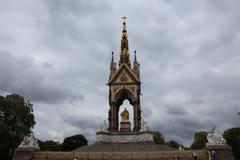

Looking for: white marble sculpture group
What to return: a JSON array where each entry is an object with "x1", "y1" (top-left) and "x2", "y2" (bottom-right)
[
  {"x1": 18, "y1": 132, "x2": 40, "y2": 150},
  {"x1": 206, "y1": 127, "x2": 226, "y2": 146}
]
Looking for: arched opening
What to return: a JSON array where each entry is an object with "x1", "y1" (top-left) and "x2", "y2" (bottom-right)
[
  {"x1": 118, "y1": 99, "x2": 133, "y2": 131},
  {"x1": 114, "y1": 89, "x2": 136, "y2": 132}
]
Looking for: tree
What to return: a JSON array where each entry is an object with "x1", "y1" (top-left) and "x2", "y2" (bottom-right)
[
  {"x1": 38, "y1": 140, "x2": 62, "y2": 151},
  {"x1": 166, "y1": 140, "x2": 180, "y2": 148},
  {"x1": 190, "y1": 131, "x2": 207, "y2": 149},
  {"x1": 62, "y1": 134, "x2": 88, "y2": 151},
  {"x1": 223, "y1": 128, "x2": 240, "y2": 160},
  {"x1": 152, "y1": 131, "x2": 165, "y2": 144},
  {"x1": 0, "y1": 94, "x2": 35, "y2": 160}
]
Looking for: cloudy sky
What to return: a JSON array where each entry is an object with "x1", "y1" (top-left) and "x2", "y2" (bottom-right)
[{"x1": 1, "y1": 0, "x2": 240, "y2": 146}]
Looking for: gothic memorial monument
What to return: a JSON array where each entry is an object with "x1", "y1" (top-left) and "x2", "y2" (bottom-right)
[{"x1": 96, "y1": 17, "x2": 153, "y2": 144}]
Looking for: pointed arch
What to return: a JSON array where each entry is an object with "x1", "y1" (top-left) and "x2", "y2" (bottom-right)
[{"x1": 114, "y1": 88, "x2": 135, "y2": 106}]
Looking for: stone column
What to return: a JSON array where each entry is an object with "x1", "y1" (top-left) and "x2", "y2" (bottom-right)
[
  {"x1": 108, "y1": 102, "x2": 116, "y2": 132},
  {"x1": 109, "y1": 102, "x2": 118, "y2": 132},
  {"x1": 133, "y1": 101, "x2": 141, "y2": 132}
]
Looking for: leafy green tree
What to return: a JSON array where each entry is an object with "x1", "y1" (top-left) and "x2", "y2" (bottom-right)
[
  {"x1": 152, "y1": 131, "x2": 165, "y2": 144},
  {"x1": 0, "y1": 122, "x2": 11, "y2": 160},
  {"x1": 38, "y1": 140, "x2": 62, "y2": 151},
  {"x1": 0, "y1": 94, "x2": 35, "y2": 160},
  {"x1": 166, "y1": 140, "x2": 180, "y2": 148},
  {"x1": 62, "y1": 134, "x2": 88, "y2": 151},
  {"x1": 190, "y1": 131, "x2": 207, "y2": 149},
  {"x1": 224, "y1": 128, "x2": 240, "y2": 160}
]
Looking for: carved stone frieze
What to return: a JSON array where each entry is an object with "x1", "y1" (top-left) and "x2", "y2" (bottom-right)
[{"x1": 96, "y1": 132, "x2": 153, "y2": 144}]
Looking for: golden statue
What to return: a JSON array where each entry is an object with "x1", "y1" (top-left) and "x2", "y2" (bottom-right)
[{"x1": 121, "y1": 108, "x2": 129, "y2": 122}]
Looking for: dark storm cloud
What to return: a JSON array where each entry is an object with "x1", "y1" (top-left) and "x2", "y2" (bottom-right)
[
  {"x1": 0, "y1": 51, "x2": 84, "y2": 103},
  {"x1": 1, "y1": 0, "x2": 240, "y2": 146},
  {"x1": 62, "y1": 114, "x2": 101, "y2": 130},
  {"x1": 165, "y1": 104, "x2": 187, "y2": 116}
]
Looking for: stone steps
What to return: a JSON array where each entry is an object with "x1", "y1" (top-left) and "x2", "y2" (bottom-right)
[{"x1": 33, "y1": 150, "x2": 209, "y2": 160}]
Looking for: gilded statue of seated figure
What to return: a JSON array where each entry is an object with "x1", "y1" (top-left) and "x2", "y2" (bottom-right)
[{"x1": 121, "y1": 108, "x2": 129, "y2": 122}]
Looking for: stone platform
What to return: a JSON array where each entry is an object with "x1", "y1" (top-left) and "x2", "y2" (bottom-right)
[
  {"x1": 96, "y1": 131, "x2": 153, "y2": 144},
  {"x1": 33, "y1": 150, "x2": 209, "y2": 160},
  {"x1": 74, "y1": 143, "x2": 173, "y2": 152}
]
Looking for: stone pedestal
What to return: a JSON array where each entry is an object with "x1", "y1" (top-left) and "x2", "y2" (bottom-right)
[
  {"x1": 206, "y1": 145, "x2": 234, "y2": 160},
  {"x1": 120, "y1": 121, "x2": 131, "y2": 132},
  {"x1": 14, "y1": 147, "x2": 39, "y2": 160},
  {"x1": 13, "y1": 132, "x2": 40, "y2": 160}
]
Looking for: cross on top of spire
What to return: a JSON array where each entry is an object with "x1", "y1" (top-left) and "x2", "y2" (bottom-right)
[
  {"x1": 122, "y1": 16, "x2": 127, "y2": 20},
  {"x1": 122, "y1": 16, "x2": 127, "y2": 25}
]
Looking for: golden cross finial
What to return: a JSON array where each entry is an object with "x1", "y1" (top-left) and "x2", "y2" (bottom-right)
[
  {"x1": 122, "y1": 16, "x2": 127, "y2": 21},
  {"x1": 122, "y1": 16, "x2": 127, "y2": 22}
]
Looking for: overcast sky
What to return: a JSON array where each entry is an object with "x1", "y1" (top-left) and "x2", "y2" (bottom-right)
[{"x1": 1, "y1": 0, "x2": 240, "y2": 146}]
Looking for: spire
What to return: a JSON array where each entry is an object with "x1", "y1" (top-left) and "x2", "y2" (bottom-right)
[
  {"x1": 119, "y1": 16, "x2": 131, "y2": 66},
  {"x1": 111, "y1": 51, "x2": 114, "y2": 63},
  {"x1": 134, "y1": 50, "x2": 137, "y2": 62},
  {"x1": 133, "y1": 50, "x2": 140, "y2": 77},
  {"x1": 109, "y1": 51, "x2": 116, "y2": 80},
  {"x1": 110, "y1": 51, "x2": 116, "y2": 71}
]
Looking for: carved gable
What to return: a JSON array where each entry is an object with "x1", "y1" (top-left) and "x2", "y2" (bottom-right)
[{"x1": 109, "y1": 63, "x2": 139, "y2": 85}]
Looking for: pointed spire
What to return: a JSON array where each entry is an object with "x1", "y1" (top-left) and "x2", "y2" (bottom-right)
[
  {"x1": 109, "y1": 51, "x2": 116, "y2": 80},
  {"x1": 133, "y1": 50, "x2": 138, "y2": 69},
  {"x1": 119, "y1": 16, "x2": 131, "y2": 66},
  {"x1": 111, "y1": 51, "x2": 114, "y2": 63},
  {"x1": 133, "y1": 50, "x2": 140, "y2": 77},
  {"x1": 121, "y1": 16, "x2": 129, "y2": 51},
  {"x1": 110, "y1": 51, "x2": 116, "y2": 71},
  {"x1": 134, "y1": 50, "x2": 137, "y2": 62}
]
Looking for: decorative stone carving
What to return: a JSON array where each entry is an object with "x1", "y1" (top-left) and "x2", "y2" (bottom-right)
[
  {"x1": 99, "y1": 124, "x2": 104, "y2": 132},
  {"x1": 96, "y1": 132, "x2": 153, "y2": 144},
  {"x1": 98, "y1": 120, "x2": 109, "y2": 132},
  {"x1": 103, "y1": 120, "x2": 108, "y2": 131},
  {"x1": 206, "y1": 127, "x2": 226, "y2": 146},
  {"x1": 206, "y1": 127, "x2": 234, "y2": 159},
  {"x1": 18, "y1": 132, "x2": 40, "y2": 150},
  {"x1": 130, "y1": 87, "x2": 135, "y2": 92},
  {"x1": 112, "y1": 87, "x2": 119, "y2": 94},
  {"x1": 113, "y1": 86, "x2": 136, "y2": 101},
  {"x1": 140, "y1": 119, "x2": 151, "y2": 132},
  {"x1": 120, "y1": 73, "x2": 128, "y2": 82}
]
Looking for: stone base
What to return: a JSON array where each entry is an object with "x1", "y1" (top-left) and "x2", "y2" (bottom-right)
[
  {"x1": 36, "y1": 149, "x2": 209, "y2": 160},
  {"x1": 120, "y1": 122, "x2": 131, "y2": 132},
  {"x1": 74, "y1": 143, "x2": 173, "y2": 152},
  {"x1": 14, "y1": 147, "x2": 40, "y2": 160},
  {"x1": 206, "y1": 145, "x2": 234, "y2": 160},
  {"x1": 96, "y1": 131, "x2": 153, "y2": 144}
]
